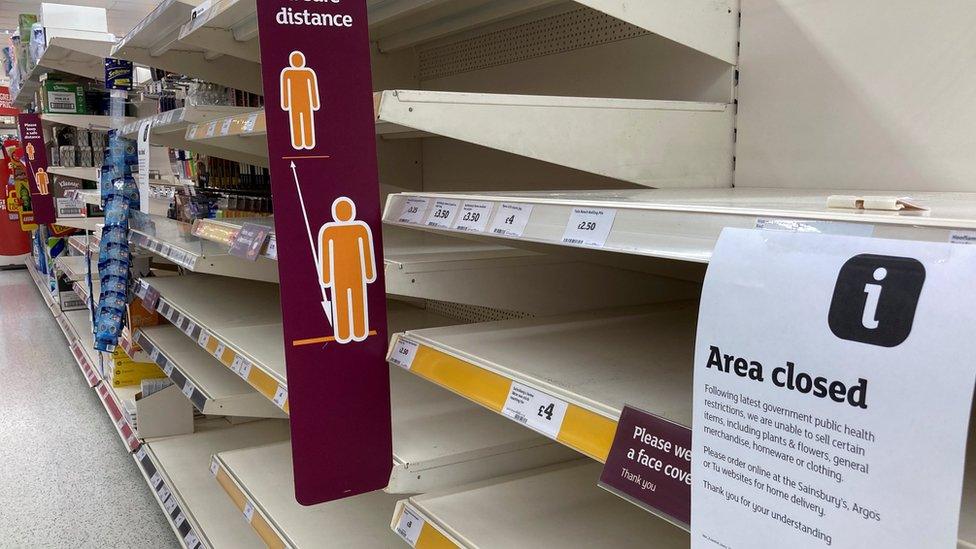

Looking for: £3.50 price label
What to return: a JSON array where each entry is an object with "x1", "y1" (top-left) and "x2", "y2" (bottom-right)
[
  {"x1": 389, "y1": 338, "x2": 419, "y2": 369},
  {"x1": 502, "y1": 382, "x2": 569, "y2": 440},
  {"x1": 452, "y1": 201, "x2": 493, "y2": 232},
  {"x1": 398, "y1": 197, "x2": 430, "y2": 224},
  {"x1": 488, "y1": 203, "x2": 533, "y2": 237},
  {"x1": 395, "y1": 505, "x2": 425, "y2": 547},
  {"x1": 561, "y1": 207, "x2": 617, "y2": 248},
  {"x1": 425, "y1": 199, "x2": 461, "y2": 228}
]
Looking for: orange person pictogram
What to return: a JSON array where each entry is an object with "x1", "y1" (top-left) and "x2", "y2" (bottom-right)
[
  {"x1": 35, "y1": 167, "x2": 49, "y2": 195},
  {"x1": 24, "y1": 142, "x2": 35, "y2": 161},
  {"x1": 318, "y1": 197, "x2": 376, "y2": 344},
  {"x1": 280, "y1": 50, "x2": 319, "y2": 150}
]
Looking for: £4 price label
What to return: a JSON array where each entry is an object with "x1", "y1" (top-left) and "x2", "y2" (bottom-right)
[
  {"x1": 395, "y1": 505, "x2": 425, "y2": 547},
  {"x1": 501, "y1": 382, "x2": 569, "y2": 440},
  {"x1": 488, "y1": 203, "x2": 533, "y2": 237}
]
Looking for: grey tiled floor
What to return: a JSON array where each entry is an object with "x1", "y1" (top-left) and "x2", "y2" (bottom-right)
[{"x1": 0, "y1": 269, "x2": 178, "y2": 548}]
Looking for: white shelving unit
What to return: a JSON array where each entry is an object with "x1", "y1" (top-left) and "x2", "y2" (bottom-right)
[
  {"x1": 130, "y1": 215, "x2": 279, "y2": 283},
  {"x1": 391, "y1": 461, "x2": 689, "y2": 548},
  {"x1": 55, "y1": 255, "x2": 90, "y2": 282},
  {"x1": 183, "y1": 110, "x2": 268, "y2": 167},
  {"x1": 48, "y1": 166, "x2": 100, "y2": 181},
  {"x1": 389, "y1": 302, "x2": 696, "y2": 463},
  {"x1": 135, "y1": 325, "x2": 288, "y2": 418},
  {"x1": 111, "y1": 0, "x2": 264, "y2": 94},
  {"x1": 213, "y1": 441, "x2": 401, "y2": 549},
  {"x1": 41, "y1": 113, "x2": 138, "y2": 130},
  {"x1": 134, "y1": 419, "x2": 291, "y2": 549},
  {"x1": 383, "y1": 188, "x2": 976, "y2": 264},
  {"x1": 10, "y1": 37, "x2": 113, "y2": 108}
]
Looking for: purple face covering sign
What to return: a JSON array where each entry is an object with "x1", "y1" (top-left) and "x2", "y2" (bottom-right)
[{"x1": 255, "y1": 0, "x2": 391, "y2": 504}]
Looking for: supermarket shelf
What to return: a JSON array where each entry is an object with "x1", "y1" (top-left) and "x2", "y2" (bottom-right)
[
  {"x1": 25, "y1": 258, "x2": 58, "y2": 313},
  {"x1": 130, "y1": 215, "x2": 279, "y2": 283},
  {"x1": 213, "y1": 441, "x2": 402, "y2": 549},
  {"x1": 389, "y1": 302, "x2": 697, "y2": 463},
  {"x1": 67, "y1": 235, "x2": 88, "y2": 255},
  {"x1": 178, "y1": 0, "x2": 260, "y2": 61},
  {"x1": 135, "y1": 325, "x2": 288, "y2": 419},
  {"x1": 54, "y1": 216, "x2": 103, "y2": 232},
  {"x1": 182, "y1": 91, "x2": 733, "y2": 187},
  {"x1": 111, "y1": 0, "x2": 263, "y2": 94},
  {"x1": 11, "y1": 37, "x2": 114, "y2": 108},
  {"x1": 48, "y1": 166, "x2": 100, "y2": 181},
  {"x1": 97, "y1": 381, "x2": 143, "y2": 452},
  {"x1": 118, "y1": 106, "x2": 259, "y2": 143},
  {"x1": 73, "y1": 277, "x2": 98, "y2": 313},
  {"x1": 369, "y1": 0, "x2": 737, "y2": 63},
  {"x1": 135, "y1": 275, "x2": 287, "y2": 411},
  {"x1": 134, "y1": 419, "x2": 290, "y2": 549},
  {"x1": 391, "y1": 461, "x2": 688, "y2": 548},
  {"x1": 41, "y1": 113, "x2": 137, "y2": 131},
  {"x1": 191, "y1": 218, "x2": 695, "y2": 314},
  {"x1": 374, "y1": 90, "x2": 733, "y2": 186},
  {"x1": 383, "y1": 188, "x2": 976, "y2": 265},
  {"x1": 55, "y1": 254, "x2": 89, "y2": 282},
  {"x1": 61, "y1": 308, "x2": 102, "y2": 388},
  {"x1": 183, "y1": 111, "x2": 268, "y2": 168}
]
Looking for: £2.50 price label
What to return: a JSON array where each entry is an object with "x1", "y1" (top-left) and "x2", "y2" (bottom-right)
[
  {"x1": 502, "y1": 382, "x2": 569, "y2": 439},
  {"x1": 398, "y1": 197, "x2": 430, "y2": 224},
  {"x1": 561, "y1": 207, "x2": 616, "y2": 248},
  {"x1": 488, "y1": 203, "x2": 533, "y2": 237},
  {"x1": 452, "y1": 201, "x2": 493, "y2": 232},
  {"x1": 425, "y1": 199, "x2": 461, "y2": 228}
]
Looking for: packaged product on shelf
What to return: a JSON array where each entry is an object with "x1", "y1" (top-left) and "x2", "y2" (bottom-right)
[{"x1": 41, "y1": 81, "x2": 87, "y2": 114}]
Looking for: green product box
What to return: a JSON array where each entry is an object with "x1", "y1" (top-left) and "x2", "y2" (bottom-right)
[{"x1": 42, "y1": 82, "x2": 87, "y2": 114}]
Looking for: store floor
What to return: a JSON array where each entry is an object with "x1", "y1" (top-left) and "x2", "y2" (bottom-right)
[{"x1": 0, "y1": 270, "x2": 177, "y2": 547}]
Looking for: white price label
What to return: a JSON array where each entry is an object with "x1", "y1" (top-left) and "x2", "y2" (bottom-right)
[
  {"x1": 397, "y1": 198, "x2": 430, "y2": 224},
  {"x1": 213, "y1": 343, "x2": 226, "y2": 361},
  {"x1": 182, "y1": 381, "x2": 195, "y2": 398},
  {"x1": 265, "y1": 235, "x2": 277, "y2": 259},
  {"x1": 501, "y1": 382, "x2": 568, "y2": 440},
  {"x1": 243, "y1": 501, "x2": 255, "y2": 523},
  {"x1": 561, "y1": 207, "x2": 617, "y2": 248},
  {"x1": 425, "y1": 199, "x2": 461, "y2": 228},
  {"x1": 395, "y1": 506, "x2": 425, "y2": 547},
  {"x1": 949, "y1": 230, "x2": 976, "y2": 245},
  {"x1": 230, "y1": 355, "x2": 244, "y2": 375},
  {"x1": 116, "y1": 417, "x2": 126, "y2": 429},
  {"x1": 149, "y1": 348, "x2": 160, "y2": 363},
  {"x1": 452, "y1": 201, "x2": 493, "y2": 232},
  {"x1": 183, "y1": 531, "x2": 199, "y2": 548},
  {"x1": 210, "y1": 459, "x2": 219, "y2": 477},
  {"x1": 175, "y1": 512, "x2": 186, "y2": 528},
  {"x1": 163, "y1": 362, "x2": 174, "y2": 376},
  {"x1": 238, "y1": 359, "x2": 253, "y2": 380},
  {"x1": 243, "y1": 112, "x2": 260, "y2": 132},
  {"x1": 272, "y1": 386, "x2": 288, "y2": 409},
  {"x1": 164, "y1": 496, "x2": 178, "y2": 514},
  {"x1": 197, "y1": 332, "x2": 210, "y2": 348},
  {"x1": 205, "y1": 120, "x2": 218, "y2": 137},
  {"x1": 488, "y1": 203, "x2": 533, "y2": 237},
  {"x1": 389, "y1": 338, "x2": 419, "y2": 369},
  {"x1": 220, "y1": 117, "x2": 233, "y2": 136},
  {"x1": 135, "y1": 447, "x2": 146, "y2": 460},
  {"x1": 150, "y1": 472, "x2": 163, "y2": 489},
  {"x1": 158, "y1": 485, "x2": 171, "y2": 501},
  {"x1": 755, "y1": 217, "x2": 874, "y2": 237}
]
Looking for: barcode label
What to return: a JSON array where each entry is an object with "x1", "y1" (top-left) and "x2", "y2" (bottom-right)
[
  {"x1": 243, "y1": 501, "x2": 255, "y2": 523},
  {"x1": 220, "y1": 118, "x2": 233, "y2": 135},
  {"x1": 182, "y1": 381, "x2": 195, "y2": 398},
  {"x1": 395, "y1": 505, "x2": 425, "y2": 547},
  {"x1": 243, "y1": 112, "x2": 260, "y2": 132},
  {"x1": 210, "y1": 459, "x2": 219, "y2": 476},
  {"x1": 561, "y1": 207, "x2": 617, "y2": 248},
  {"x1": 238, "y1": 359, "x2": 253, "y2": 380},
  {"x1": 389, "y1": 338, "x2": 419, "y2": 369},
  {"x1": 213, "y1": 343, "x2": 226, "y2": 361},
  {"x1": 488, "y1": 203, "x2": 533, "y2": 237},
  {"x1": 398, "y1": 198, "x2": 430, "y2": 224},
  {"x1": 205, "y1": 120, "x2": 218, "y2": 137},
  {"x1": 425, "y1": 199, "x2": 461, "y2": 228},
  {"x1": 501, "y1": 382, "x2": 568, "y2": 440},
  {"x1": 272, "y1": 386, "x2": 288, "y2": 409},
  {"x1": 452, "y1": 201, "x2": 493, "y2": 232}
]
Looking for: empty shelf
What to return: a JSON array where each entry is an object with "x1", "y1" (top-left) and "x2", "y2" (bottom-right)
[
  {"x1": 391, "y1": 461, "x2": 688, "y2": 548},
  {"x1": 136, "y1": 325, "x2": 288, "y2": 418},
  {"x1": 383, "y1": 188, "x2": 976, "y2": 264},
  {"x1": 135, "y1": 419, "x2": 290, "y2": 549},
  {"x1": 389, "y1": 302, "x2": 697, "y2": 462}
]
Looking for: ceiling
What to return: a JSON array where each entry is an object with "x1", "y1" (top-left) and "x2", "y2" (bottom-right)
[{"x1": 0, "y1": 0, "x2": 162, "y2": 38}]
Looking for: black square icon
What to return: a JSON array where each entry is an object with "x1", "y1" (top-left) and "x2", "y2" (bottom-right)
[{"x1": 828, "y1": 254, "x2": 926, "y2": 347}]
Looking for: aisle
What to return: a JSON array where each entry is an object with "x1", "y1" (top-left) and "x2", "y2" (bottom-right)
[{"x1": 0, "y1": 270, "x2": 177, "y2": 547}]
